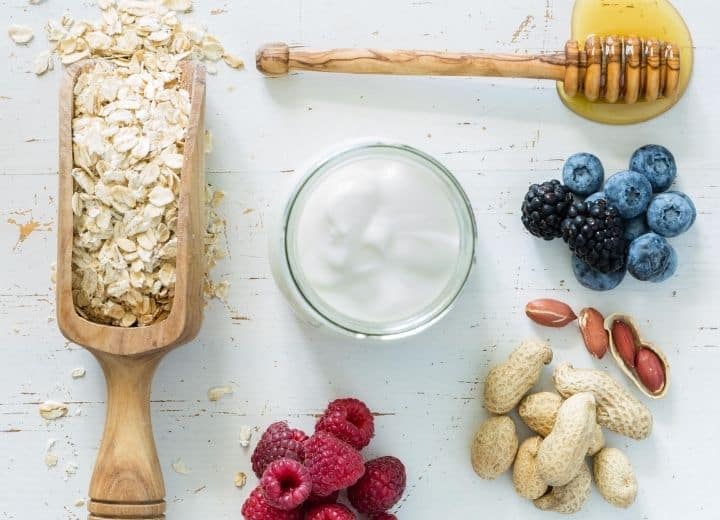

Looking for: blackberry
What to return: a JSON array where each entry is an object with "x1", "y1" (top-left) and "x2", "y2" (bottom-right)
[
  {"x1": 561, "y1": 200, "x2": 627, "y2": 273},
  {"x1": 521, "y1": 180, "x2": 574, "y2": 240}
]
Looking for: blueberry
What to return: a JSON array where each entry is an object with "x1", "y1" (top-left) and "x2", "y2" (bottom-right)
[
  {"x1": 572, "y1": 255, "x2": 626, "y2": 291},
  {"x1": 646, "y1": 191, "x2": 697, "y2": 237},
  {"x1": 627, "y1": 233, "x2": 678, "y2": 282},
  {"x1": 562, "y1": 153, "x2": 605, "y2": 196},
  {"x1": 629, "y1": 144, "x2": 677, "y2": 192},
  {"x1": 584, "y1": 191, "x2": 606, "y2": 204},
  {"x1": 623, "y1": 215, "x2": 650, "y2": 242},
  {"x1": 604, "y1": 170, "x2": 653, "y2": 219}
]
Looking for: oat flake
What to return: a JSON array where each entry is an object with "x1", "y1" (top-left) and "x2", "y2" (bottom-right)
[
  {"x1": 239, "y1": 425, "x2": 252, "y2": 448},
  {"x1": 8, "y1": 24, "x2": 34, "y2": 44},
  {"x1": 45, "y1": 452, "x2": 59, "y2": 467},
  {"x1": 39, "y1": 400, "x2": 69, "y2": 420},
  {"x1": 32, "y1": 51, "x2": 54, "y2": 75},
  {"x1": 234, "y1": 472, "x2": 247, "y2": 489},
  {"x1": 207, "y1": 385, "x2": 233, "y2": 401},
  {"x1": 172, "y1": 458, "x2": 191, "y2": 474}
]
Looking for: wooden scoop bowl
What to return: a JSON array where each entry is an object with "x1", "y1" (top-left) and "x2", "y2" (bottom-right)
[
  {"x1": 257, "y1": 36, "x2": 681, "y2": 104},
  {"x1": 56, "y1": 60, "x2": 206, "y2": 520}
]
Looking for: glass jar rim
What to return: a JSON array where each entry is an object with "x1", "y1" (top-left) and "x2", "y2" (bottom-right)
[{"x1": 280, "y1": 141, "x2": 477, "y2": 339}]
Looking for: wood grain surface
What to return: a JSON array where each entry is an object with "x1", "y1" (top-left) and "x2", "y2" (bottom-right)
[{"x1": 1, "y1": 1, "x2": 718, "y2": 519}]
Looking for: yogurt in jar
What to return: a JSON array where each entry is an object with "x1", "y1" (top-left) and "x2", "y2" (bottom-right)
[{"x1": 270, "y1": 142, "x2": 476, "y2": 338}]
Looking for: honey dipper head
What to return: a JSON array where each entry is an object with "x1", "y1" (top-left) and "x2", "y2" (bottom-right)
[{"x1": 563, "y1": 35, "x2": 681, "y2": 104}]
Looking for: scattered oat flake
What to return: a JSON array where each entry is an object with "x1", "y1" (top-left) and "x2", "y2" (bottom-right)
[
  {"x1": 239, "y1": 425, "x2": 252, "y2": 448},
  {"x1": 201, "y1": 38, "x2": 224, "y2": 61},
  {"x1": 71, "y1": 367, "x2": 86, "y2": 379},
  {"x1": 207, "y1": 384, "x2": 233, "y2": 401},
  {"x1": 45, "y1": 452, "x2": 59, "y2": 467},
  {"x1": 223, "y1": 53, "x2": 244, "y2": 69},
  {"x1": 32, "y1": 50, "x2": 54, "y2": 75},
  {"x1": 8, "y1": 24, "x2": 34, "y2": 44},
  {"x1": 172, "y1": 458, "x2": 191, "y2": 474},
  {"x1": 234, "y1": 472, "x2": 247, "y2": 489},
  {"x1": 74, "y1": 498, "x2": 85, "y2": 508},
  {"x1": 39, "y1": 400, "x2": 69, "y2": 420},
  {"x1": 46, "y1": 438, "x2": 57, "y2": 451},
  {"x1": 65, "y1": 462, "x2": 78, "y2": 476},
  {"x1": 210, "y1": 8, "x2": 227, "y2": 15},
  {"x1": 164, "y1": 0, "x2": 192, "y2": 12}
]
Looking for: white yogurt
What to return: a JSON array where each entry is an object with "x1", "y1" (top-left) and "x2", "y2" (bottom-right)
[{"x1": 272, "y1": 143, "x2": 476, "y2": 338}]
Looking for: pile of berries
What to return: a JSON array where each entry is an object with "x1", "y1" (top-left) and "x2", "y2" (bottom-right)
[
  {"x1": 242, "y1": 398, "x2": 406, "y2": 520},
  {"x1": 521, "y1": 145, "x2": 696, "y2": 291}
]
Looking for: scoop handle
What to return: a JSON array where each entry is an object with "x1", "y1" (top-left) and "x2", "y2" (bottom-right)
[
  {"x1": 87, "y1": 351, "x2": 166, "y2": 520},
  {"x1": 256, "y1": 42, "x2": 567, "y2": 80}
]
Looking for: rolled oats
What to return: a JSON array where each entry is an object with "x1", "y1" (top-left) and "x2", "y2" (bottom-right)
[
  {"x1": 172, "y1": 458, "x2": 191, "y2": 474},
  {"x1": 234, "y1": 472, "x2": 247, "y2": 488},
  {"x1": 239, "y1": 425, "x2": 252, "y2": 448},
  {"x1": 207, "y1": 384, "x2": 233, "y2": 401},
  {"x1": 223, "y1": 53, "x2": 244, "y2": 69},
  {"x1": 39, "y1": 400, "x2": 69, "y2": 420},
  {"x1": 32, "y1": 50, "x2": 54, "y2": 75},
  {"x1": 8, "y1": 24, "x2": 34, "y2": 44},
  {"x1": 61, "y1": 0, "x2": 233, "y2": 327},
  {"x1": 45, "y1": 452, "x2": 59, "y2": 467}
]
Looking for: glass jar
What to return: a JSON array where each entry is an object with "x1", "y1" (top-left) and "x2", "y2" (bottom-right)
[{"x1": 268, "y1": 141, "x2": 476, "y2": 339}]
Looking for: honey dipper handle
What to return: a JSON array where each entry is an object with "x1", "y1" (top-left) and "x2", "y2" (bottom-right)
[
  {"x1": 88, "y1": 351, "x2": 166, "y2": 520},
  {"x1": 257, "y1": 42, "x2": 567, "y2": 80}
]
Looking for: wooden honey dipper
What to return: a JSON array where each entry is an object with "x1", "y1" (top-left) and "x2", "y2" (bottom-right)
[
  {"x1": 57, "y1": 60, "x2": 206, "y2": 520},
  {"x1": 256, "y1": 36, "x2": 681, "y2": 103}
]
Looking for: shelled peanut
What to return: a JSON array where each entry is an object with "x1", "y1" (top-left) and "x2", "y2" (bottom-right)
[
  {"x1": 607, "y1": 314, "x2": 670, "y2": 398},
  {"x1": 472, "y1": 338, "x2": 651, "y2": 513},
  {"x1": 525, "y1": 298, "x2": 670, "y2": 398}
]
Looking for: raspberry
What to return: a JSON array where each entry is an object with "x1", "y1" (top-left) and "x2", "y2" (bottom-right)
[
  {"x1": 303, "y1": 431, "x2": 365, "y2": 497},
  {"x1": 303, "y1": 503, "x2": 355, "y2": 520},
  {"x1": 347, "y1": 457, "x2": 406, "y2": 514},
  {"x1": 252, "y1": 422, "x2": 308, "y2": 478},
  {"x1": 369, "y1": 514, "x2": 397, "y2": 520},
  {"x1": 315, "y1": 398, "x2": 375, "y2": 450},
  {"x1": 241, "y1": 486, "x2": 302, "y2": 520},
  {"x1": 261, "y1": 459, "x2": 313, "y2": 510}
]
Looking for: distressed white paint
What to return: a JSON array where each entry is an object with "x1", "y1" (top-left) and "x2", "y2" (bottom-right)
[{"x1": 1, "y1": 1, "x2": 718, "y2": 518}]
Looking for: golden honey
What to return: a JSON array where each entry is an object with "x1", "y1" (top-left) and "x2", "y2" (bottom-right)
[{"x1": 558, "y1": 0, "x2": 693, "y2": 124}]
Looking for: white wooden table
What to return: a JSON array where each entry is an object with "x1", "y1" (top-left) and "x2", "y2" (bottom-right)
[{"x1": 1, "y1": 1, "x2": 718, "y2": 518}]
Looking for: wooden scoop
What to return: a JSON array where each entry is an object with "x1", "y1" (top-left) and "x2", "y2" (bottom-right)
[
  {"x1": 56, "y1": 60, "x2": 206, "y2": 520},
  {"x1": 257, "y1": 36, "x2": 681, "y2": 103}
]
